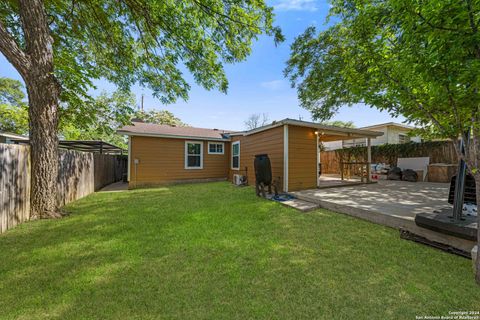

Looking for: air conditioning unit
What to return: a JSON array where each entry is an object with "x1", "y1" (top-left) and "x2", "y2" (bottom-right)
[{"x1": 233, "y1": 174, "x2": 246, "y2": 186}]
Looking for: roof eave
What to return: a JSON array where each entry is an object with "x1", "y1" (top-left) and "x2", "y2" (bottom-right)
[
  {"x1": 117, "y1": 130, "x2": 231, "y2": 141},
  {"x1": 235, "y1": 119, "x2": 383, "y2": 138}
]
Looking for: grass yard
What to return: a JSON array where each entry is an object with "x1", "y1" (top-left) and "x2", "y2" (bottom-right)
[{"x1": 0, "y1": 182, "x2": 479, "y2": 319}]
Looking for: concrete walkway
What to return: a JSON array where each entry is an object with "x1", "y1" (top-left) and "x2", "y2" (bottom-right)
[
  {"x1": 98, "y1": 181, "x2": 129, "y2": 192},
  {"x1": 291, "y1": 180, "x2": 476, "y2": 253}
]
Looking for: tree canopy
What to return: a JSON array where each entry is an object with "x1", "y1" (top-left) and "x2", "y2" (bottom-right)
[
  {"x1": 136, "y1": 110, "x2": 187, "y2": 127},
  {"x1": 0, "y1": 76, "x2": 188, "y2": 148},
  {"x1": 244, "y1": 113, "x2": 270, "y2": 130},
  {"x1": 1, "y1": 0, "x2": 283, "y2": 107},
  {"x1": 0, "y1": 77, "x2": 28, "y2": 134},
  {"x1": 320, "y1": 120, "x2": 355, "y2": 128}
]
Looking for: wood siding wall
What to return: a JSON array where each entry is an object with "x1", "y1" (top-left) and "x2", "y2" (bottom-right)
[
  {"x1": 129, "y1": 136, "x2": 229, "y2": 187},
  {"x1": 288, "y1": 125, "x2": 318, "y2": 191},
  {"x1": 1, "y1": 144, "x2": 125, "y2": 233},
  {"x1": 229, "y1": 126, "x2": 284, "y2": 190}
]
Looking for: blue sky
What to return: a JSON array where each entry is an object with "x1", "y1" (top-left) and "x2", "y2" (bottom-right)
[{"x1": 0, "y1": 0, "x2": 404, "y2": 131}]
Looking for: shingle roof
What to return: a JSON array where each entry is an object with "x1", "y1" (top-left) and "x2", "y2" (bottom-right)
[{"x1": 117, "y1": 121, "x2": 233, "y2": 140}]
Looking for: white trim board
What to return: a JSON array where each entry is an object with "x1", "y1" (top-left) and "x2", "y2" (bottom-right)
[{"x1": 127, "y1": 136, "x2": 131, "y2": 182}]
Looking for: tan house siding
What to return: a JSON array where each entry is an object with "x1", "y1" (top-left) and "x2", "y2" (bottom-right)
[
  {"x1": 129, "y1": 136, "x2": 229, "y2": 187},
  {"x1": 288, "y1": 125, "x2": 318, "y2": 191},
  {"x1": 229, "y1": 126, "x2": 285, "y2": 190}
]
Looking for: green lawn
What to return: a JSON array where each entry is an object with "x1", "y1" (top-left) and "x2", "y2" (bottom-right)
[{"x1": 0, "y1": 182, "x2": 478, "y2": 319}]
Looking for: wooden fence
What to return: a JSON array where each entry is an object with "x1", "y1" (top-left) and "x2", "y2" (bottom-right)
[
  {"x1": 0, "y1": 143, "x2": 126, "y2": 233},
  {"x1": 321, "y1": 141, "x2": 458, "y2": 174},
  {"x1": 0, "y1": 144, "x2": 30, "y2": 233},
  {"x1": 94, "y1": 154, "x2": 126, "y2": 190}
]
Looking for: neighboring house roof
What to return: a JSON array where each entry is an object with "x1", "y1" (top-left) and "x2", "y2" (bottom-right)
[
  {"x1": 0, "y1": 131, "x2": 28, "y2": 140},
  {"x1": 360, "y1": 122, "x2": 415, "y2": 131},
  {"x1": 117, "y1": 121, "x2": 232, "y2": 141}
]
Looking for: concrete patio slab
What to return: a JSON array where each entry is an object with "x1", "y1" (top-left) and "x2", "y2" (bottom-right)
[
  {"x1": 280, "y1": 198, "x2": 319, "y2": 212},
  {"x1": 291, "y1": 180, "x2": 477, "y2": 254}
]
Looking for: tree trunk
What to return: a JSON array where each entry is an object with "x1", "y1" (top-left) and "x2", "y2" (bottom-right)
[
  {"x1": 20, "y1": 0, "x2": 61, "y2": 219},
  {"x1": 25, "y1": 76, "x2": 61, "y2": 219}
]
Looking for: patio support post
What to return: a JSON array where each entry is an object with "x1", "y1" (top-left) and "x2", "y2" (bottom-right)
[{"x1": 367, "y1": 138, "x2": 372, "y2": 183}]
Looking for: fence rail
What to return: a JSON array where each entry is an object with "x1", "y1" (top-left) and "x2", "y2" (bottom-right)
[{"x1": 0, "y1": 143, "x2": 126, "y2": 233}]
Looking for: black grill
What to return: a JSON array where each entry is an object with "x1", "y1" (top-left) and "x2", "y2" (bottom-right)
[{"x1": 254, "y1": 154, "x2": 272, "y2": 185}]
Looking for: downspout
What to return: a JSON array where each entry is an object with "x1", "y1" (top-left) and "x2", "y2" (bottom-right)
[
  {"x1": 127, "y1": 136, "x2": 131, "y2": 182},
  {"x1": 283, "y1": 125, "x2": 289, "y2": 192}
]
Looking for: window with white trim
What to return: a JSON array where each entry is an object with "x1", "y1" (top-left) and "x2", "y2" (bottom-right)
[
  {"x1": 398, "y1": 134, "x2": 410, "y2": 144},
  {"x1": 231, "y1": 141, "x2": 240, "y2": 170},
  {"x1": 208, "y1": 142, "x2": 224, "y2": 154},
  {"x1": 185, "y1": 141, "x2": 203, "y2": 169}
]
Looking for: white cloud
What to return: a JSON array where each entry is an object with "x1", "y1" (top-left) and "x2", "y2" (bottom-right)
[
  {"x1": 274, "y1": 0, "x2": 318, "y2": 12},
  {"x1": 260, "y1": 80, "x2": 285, "y2": 90}
]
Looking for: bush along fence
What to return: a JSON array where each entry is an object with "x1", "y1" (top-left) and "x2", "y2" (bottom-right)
[
  {"x1": 320, "y1": 141, "x2": 458, "y2": 174},
  {"x1": 0, "y1": 143, "x2": 126, "y2": 233}
]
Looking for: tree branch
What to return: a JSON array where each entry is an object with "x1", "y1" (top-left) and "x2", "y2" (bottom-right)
[
  {"x1": 0, "y1": 20, "x2": 30, "y2": 77},
  {"x1": 19, "y1": 0, "x2": 54, "y2": 71}
]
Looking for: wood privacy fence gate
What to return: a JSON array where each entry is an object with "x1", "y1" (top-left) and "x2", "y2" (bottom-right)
[{"x1": 0, "y1": 144, "x2": 126, "y2": 233}]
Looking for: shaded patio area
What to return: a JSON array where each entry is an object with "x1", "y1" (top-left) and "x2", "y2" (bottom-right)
[
  {"x1": 318, "y1": 174, "x2": 371, "y2": 189},
  {"x1": 291, "y1": 180, "x2": 477, "y2": 253}
]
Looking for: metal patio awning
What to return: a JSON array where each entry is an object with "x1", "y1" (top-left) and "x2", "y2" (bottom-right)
[{"x1": 11, "y1": 139, "x2": 125, "y2": 155}]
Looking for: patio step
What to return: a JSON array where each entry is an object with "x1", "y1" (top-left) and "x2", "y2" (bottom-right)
[{"x1": 280, "y1": 198, "x2": 319, "y2": 212}]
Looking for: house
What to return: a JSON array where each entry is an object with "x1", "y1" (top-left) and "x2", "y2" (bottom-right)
[
  {"x1": 324, "y1": 122, "x2": 422, "y2": 150},
  {"x1": 118, "y1": 119, "x2": 382, "y2": 191},
  {"x1": 0, "y1": 131, "x2": 28, "y2": 144}
]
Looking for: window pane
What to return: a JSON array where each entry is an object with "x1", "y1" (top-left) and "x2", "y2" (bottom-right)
[
  {"x1": 216, "y1": 144, "x2": 223, "y2": 153},
  {"x1": 233, "y1": 143, "x2": 239, "y2": 155},
  {"x1": 232, "y1": 156, "x2": 239, "y2": 168},
  {"x1": 209, "y1": 144, "x2": 216, "y2": 153},
  {"x1": 188, "y1": 143, "x2": 200, "y2": 155},
  {"x1": 188, "y1": 155, "x2": 201, "y2": 167}
]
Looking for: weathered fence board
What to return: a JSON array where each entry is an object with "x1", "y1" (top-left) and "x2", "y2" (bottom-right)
[
  {"x1": 0, "y1": 143, "x2": 125, "y2": 233},
  {"x1": 0, "y1": 144, "x2": 30, "y2": 233},
  {"x1": 57, "y1": 149, "x2": 95, "y2": 207},
  {"x1": 94, "y1": 154, "x2": 126, "y2": 190}
]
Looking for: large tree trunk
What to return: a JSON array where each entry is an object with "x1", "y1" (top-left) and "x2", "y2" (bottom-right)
[
  {"x1": 20, "y1": 0, "x2": 61, "y2": 218},
  {"x1": 25, "y1": 76, "x2": 61, "y2": 219},
  {"x1": 0, "y1": 0, "x2": 61, "y2": 218}
]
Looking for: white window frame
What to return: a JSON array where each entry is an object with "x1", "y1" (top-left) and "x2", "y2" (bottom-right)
[
  {"x1": 185, "y1": 141, "x2": 203, "y2": 169},
  {"x1": 231, "y1": 141, "x2": 240, "y2": 170},
  {"x1": 207, "y1": 142, "x2": 225, "y2": 155},
  {"x1": 398, "y1": 134, "x2": 410, "y2": 144}
]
